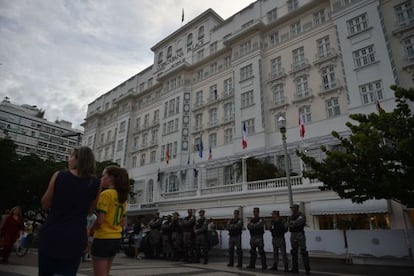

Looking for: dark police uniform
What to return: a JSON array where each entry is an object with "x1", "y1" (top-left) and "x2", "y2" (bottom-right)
[
  {"x1": 246, "y1": 207, "x2": 267, "y2": 270},
  {"x1": 194, "y1": 210, "x2": 208, "y2": 264},
  {"x1": 270, "y1": 210, "x2": 289, "y2": 271},
  {"x1": 182, "y1": 210, "x2": 196, "y2": 262},
  {"x1": 226, "y1": 210, "x2": 243, "y2": 267},
  {"x1": 288, "y1": 204, "x2": 310, "y2": 274}
]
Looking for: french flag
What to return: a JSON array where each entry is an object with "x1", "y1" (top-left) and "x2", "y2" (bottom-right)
[
  {"x1": 299, "y1": 111, "x2": 305, "y2": 138},
  {"x1": 242, "y1": 122, "x2": 248, "y2": 149}
]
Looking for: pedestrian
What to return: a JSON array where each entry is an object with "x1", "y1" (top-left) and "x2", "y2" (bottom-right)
[
  {"x1": 182, "y1": 209, "x2": 196, "y2": 262},
  {"x1": 270, "y1": 210, "x2": 289, "y2": 272},
  {"x1": 194, "y1": 209, "x2": 208, "y2": 264},
  {"x1": 169, "y1": 212, "x2": 182, "y2": 261},
  {"x1": 148, "y1": 212, "x2": 163, "y2": 258},
  {"x1": 246, "y1": 207, "x2": 267, "y2": 270},
  {"x1": 0, "y1": 209, "x2": 11, "y2": 248},
  {"x1": 38, "y1": 146, "x2": 100, "y2": 275},
  {"x1": 90, "y1": 166, "x2": 130, "y2": 276},
  {"x1": 85, "y1": 210, "x2": 97, "y2": 261},
  {"x1": 288, "y1": 204, "x2": 310, "y2": 274},
  {"x1": 226, "y1": 209, "x2": 243, "y2": 267},
  {"x1": 0, "y1": 206, "x2": 24, "y2": 263},
  {"x1": 133, "y1": 218, "x2": 143, "y2": 260},
  {"x1": 161, "y1": 215, "x2": 172, "y2": 260}
]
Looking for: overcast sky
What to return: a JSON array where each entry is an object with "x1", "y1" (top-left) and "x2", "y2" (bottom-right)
[{"x1": 0, "y1": 0, "x2": 253, "y2": 130}]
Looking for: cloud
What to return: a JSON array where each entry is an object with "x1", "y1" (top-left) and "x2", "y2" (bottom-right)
[{"x1": 0, "y1": 0, "x2": 253, "y2": 129}]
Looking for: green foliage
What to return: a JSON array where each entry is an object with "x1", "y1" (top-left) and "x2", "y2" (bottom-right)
[
  {"x1": 297, "y1": 85, "x2": 414, "y2": 206},
  {"x1": 236, "y1": 157, "x2": 284, "y2": 181}
]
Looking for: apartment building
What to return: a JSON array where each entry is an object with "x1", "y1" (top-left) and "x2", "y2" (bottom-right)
[
  {"x1": 83, "y1": 0, "x2": 414, "y2": 232},
  {"x1": 0, "y1": 98, "x2": 82, "y2": 161}
]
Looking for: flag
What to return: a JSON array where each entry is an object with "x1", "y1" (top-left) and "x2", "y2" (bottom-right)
[
  {"x1": 376, "y1": 99, "x2": 383, "y2": 113},
  {"x1": 299, "y1": 111, "x2": 305, "y2": 138},
  {"x1": 181, "y1": 8, "x2": 184, "y2": 22},
  {"x1": 193, "y1": 168, "x2": 198, "y2": 177},
  {"x1": 166, "y1": 144, "x2": 170, "y2": 164},
  {"x1": 208, "y1": 147, "x2": 212, "y2": 160},
  {"x1": 198, "y1": 137, "x2": 204, "y2": 158},
  {"x1": 157, "y1": 168, "x2": 160, "y2": 182},
  {"x1": 242, "y1": 122, "x2": 247, "y2": 149},
  {"x1": 187, "y1": 152, "x2": 190, "y2": 165}
]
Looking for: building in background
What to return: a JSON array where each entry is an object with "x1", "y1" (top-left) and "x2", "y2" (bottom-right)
[
  {"x1": 0, "y1": 97, "x2": 82, "y2": 161},
  {"x1": 82, "y1": 0, "x2": 413, "y2": 232}
]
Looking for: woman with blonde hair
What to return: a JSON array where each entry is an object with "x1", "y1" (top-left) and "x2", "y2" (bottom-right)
[
  {"x1": 0, "y1": 206, "x2": 24, "y2": 263},
  {"x1": 89, "y1": 165, "x2": 130, "y2": 276},
  {"x1": 38, "y1": 146, "x2": 100, "y2": 275}
]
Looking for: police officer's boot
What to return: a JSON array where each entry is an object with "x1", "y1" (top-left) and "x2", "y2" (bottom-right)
[
  {"x1": 290, "y1": 249, "x2": 299, "y2": 273},
  {"x1": 203, "y1": 254, "x2": 208, "y2": 265},
  {"x1": 246, "y1": 256, "x2": 256, "y2": 269},
  {"x1": 236, "y1": 253, "x2": 243, "y2": 268},
  {"x1": 261, "y1": 254, "x2": 267, "y2": 270},
  {"x1": 227, "y1": 251, "x2": 234, "y2": 266},
  {"x1": 302, "y1": 251, "x2": 311, "y2": 275},
  {"x1": 284, "y1": 263, "x2": 289, "y2": 272}
]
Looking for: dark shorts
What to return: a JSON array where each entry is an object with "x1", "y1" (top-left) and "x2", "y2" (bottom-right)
[{"x1": 91, "y1": 238, "x2": 120, "y2": 259}]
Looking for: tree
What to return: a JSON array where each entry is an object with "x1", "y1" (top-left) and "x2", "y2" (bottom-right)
[
  {"x1": 235, "y1": 157, "x2": 284, "y2": 182},
  {"x1": 297, "y1": 85, "x2": 414, "y2": 206}
]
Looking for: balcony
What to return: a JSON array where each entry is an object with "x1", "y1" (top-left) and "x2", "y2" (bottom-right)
[
  {"x1": 318, "y1": 79, "x2": 343, "y2": 98},
  {"x1": 191, "y1": 124, "x2": 204, "y2": 133},
  {"x1": 313, "y1": 48, "x2": 338, "y2": 66},
  {"x1": 292, "y1": 88, "x2": 313, "y2": 104},
  {"x1": 269, "y1": 97, "x2": 289, "y2": 111},
  {"x1": 402, "y1": 55, "x2": 414, "y2": 71},
  {"x1": 148, "y1": 175, "x2": 310, "y2": 201},
  {"x1": 193, "y1": 101, "x2": 205, "y2": 112},
  {"x1": 289, "y1": 58, "x2": 311, "y2": 75},
  {"x1": 268, "y1": 69, "x2": 287, "y2": 82},
  {"x1": 222, "y1": 114, "x2": 235, "y2": 124},
  {"x1": 206, "y1": 119, "x2": 220, "y2": 130},
  {"x1": 222, "y1": 88, "x2": 234, "y2": 99}
]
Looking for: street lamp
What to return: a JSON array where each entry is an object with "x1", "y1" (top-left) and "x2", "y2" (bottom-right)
[{"x1": 278, "y1": 116, "x2": 293, "y2": 207}]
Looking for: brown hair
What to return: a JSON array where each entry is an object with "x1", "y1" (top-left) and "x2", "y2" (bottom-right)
[
  {"x1": 104, "y1": 166, "x2": 130, "y2": 204},
  {"x1": 72, "y1": 146, "x2": 96, "y2": 178}
]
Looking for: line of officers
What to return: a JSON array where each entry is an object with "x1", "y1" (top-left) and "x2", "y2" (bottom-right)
[{"x1": 145, "y1": 204, "x2": 310, "y2": 274}]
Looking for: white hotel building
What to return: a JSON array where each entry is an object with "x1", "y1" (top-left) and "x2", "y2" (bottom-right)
[{"x1": 83, "y1": 0, "x2": 414, "y2": 254}]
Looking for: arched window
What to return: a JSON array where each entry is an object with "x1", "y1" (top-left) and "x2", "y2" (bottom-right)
[
  {"x1": 198, "y1": 26, "x2": 204, "y2": 40},
  {"x1": 167, "y1": 46, "x2": 173, "y2": 59},
  {"x1": 165, "y1": 174, "x2": 178, "y2": 192},
  {"x1": 187, "y1": 33, "x2": 193, "y2": 46},
  {"x1": 158, "y1": 52, "x2": 163, "y2": 64}
]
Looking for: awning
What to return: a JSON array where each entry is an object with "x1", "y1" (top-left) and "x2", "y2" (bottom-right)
[
  {"x1": 245, "y1": 203, "x2": 291, "y2": 217},
  {"x1": 310, "y1": 199, "x2": 388, "y2": 215}
]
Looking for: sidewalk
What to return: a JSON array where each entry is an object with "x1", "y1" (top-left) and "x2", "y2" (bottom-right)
[{"x1": 1, "y1": 249, "x2": 414, "y2": 276}]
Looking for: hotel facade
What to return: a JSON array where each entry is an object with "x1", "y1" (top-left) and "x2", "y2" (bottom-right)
[{"x1": 82, "y1": 0, "x2": 414, "y2": 250}]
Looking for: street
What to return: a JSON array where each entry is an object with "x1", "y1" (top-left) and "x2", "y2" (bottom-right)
[{"x1": 1, "y1": 249, "x2": 414, "y2": 276}]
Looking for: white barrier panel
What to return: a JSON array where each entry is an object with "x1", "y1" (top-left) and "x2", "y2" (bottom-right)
[
  {"x1": 347, "y1": 230, "x2": 409, "y2": 258},
  {"x1": 306, "y1": 230, "x2": 346, "y2": 255}
]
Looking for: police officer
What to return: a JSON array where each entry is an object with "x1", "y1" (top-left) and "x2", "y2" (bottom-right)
[
  {"x1": 288, "y1": 204, "x2": 310, "y2": 274},
  {"x1": 161, "y1": 215, "x2": 172, "y2": 260},
  {"x1": 148, "y1": 212, "x2": 163, "y2": 258},
  {"x1": 270, "y1": 210, "x2": 289, "y2": 272},
  {"x1": 194, "y1": 209, "x2": 208, "y2": 264},
  {"x1": 246, "y1": 207, "x2": 267, "y2": 270},
  {"x1": 226, "y1": 209, "x2": 243, "y2": 267},
  {"x1": 169, "y1": 212, "x2": 183, "y2": 261},
  {"x1": 182, "y1": 209, "x2": 196, "y2": 262}
]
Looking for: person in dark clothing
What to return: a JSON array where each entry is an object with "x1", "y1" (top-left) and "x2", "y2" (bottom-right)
[
  {"x1": 148, "y1": 212, "x2": 163, "y2": 258},
  {"x1": 269, "y1": 210, "x2": 289, "y2": 272},
  {"x1": 169, "y1": 212, "x2": 182, "y2": 261},
  {"x1": 226, "y1": 209, "x2": 243, "y2": 267},
  {"x1": 182, "y1": 209, "x2": 196, "y2": 262},
  {"x1": 161, "y1": 215, "x2": 172, "y2": 260},
  {"x1": 194, "y1": 209, "x2": 208, "y2": 264},
  {"x1": 246, "y1": 207, "x2": 267, "y2": 270},
  {"x1": 39, "y1": 146, "x2": 100, "y2": 276},
  {"x1": 289, "y1": 204, "x2": 310, "y2": 274},
  {"x1": 0, "y1": 206, "x2": 24, "y2": 263},
  {"x1": 133, "y1": 218, "x2": 143, "y2": 259}
]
